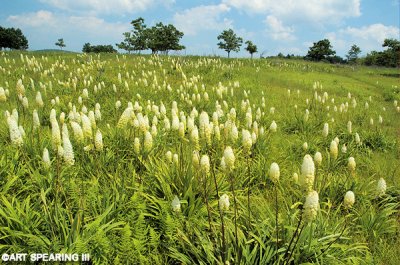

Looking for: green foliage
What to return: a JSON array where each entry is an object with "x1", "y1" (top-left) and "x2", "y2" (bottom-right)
[
  {"x1": 146, "y1": 22, "x2": 185, "y2": 55},
  {"x1": 117, "y1": 18, "x2": 185, "y2": 55},
  {"x1": 305, "y1": 39, "x2": 336, "y2": 62},
  {"x1": 55, "y1": 38, "x2": 66, "y2": 50},
  {"x1": 117, "y1": 17, "x2": 148, "y2": 54},
  {"x1": 82, "y1": 43, "x2": 117, "y2": 53},
  {"x1": 346, "y1": 44, "x2": 361, "y2": 63},
  {"x1": 0, "y1": 26, "x2": 28, "y2": 50},
  {"x1": 245, "y1": 40, "x2": 258, "y2": 59},
  {"x1": 0, "y1": 52, "x2": 399, "y2": 264},
  {"x1": 364, "y1": 38, "x2": 400, "y2": 67},
  {"x1": 217, "y1": 29, "x2": 243, "y2": 58}
]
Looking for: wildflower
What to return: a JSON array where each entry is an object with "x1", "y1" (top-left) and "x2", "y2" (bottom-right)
[
  {"x1": 81, "y1": 113, "x2": 92, "y2": 139},
  {"x1": 230, "y1": 124, "x2": 238, "y2": 142},
  {"x1": 178, "y1": 122, "x2": 185, "y2": 139},
  {"x1": 303, "y1": 190, "x2": 319, "y2": 223},
  {"x1": 242, "y1": 129, "x2": 252, "y2": 155},
  {"x1": 166, "y1": 151, "x2": 173, "y2": 163},
  {"x1": 190, "y1": 126, "x2": 200, "y2": 149},
  {"x1": 314, "y1": 152, "x2": 322, "y2": 167},
  {"x1": 355, "y1": 133, "x2": 361, "y2": 146},
  {"x1": 330, "y1": 140, "x2": 338, "y2": 160},
  {"x1": 192, "y1": 151, "x2": 200, "y2": 170},
  {"x1": 22, "y1": 97, "x2": 29, "y2": 109},
  {"x1": 7, "y1": 116, "x2": 23, "y2": 146},
  {"x1": 42, "y1": 148, "x2": 51, "y2": 168},
  {"x1": 322, "y1": 123, "x2": 329, "y2": 137},
  {"x1": 57, "y1": 145, "x2": 64, "y2": 157},
  {"x1": 171, "y1": 196, "x2": 181, "y2": 213},
  {"x1": 269, "y1": 162, "x2": 280, "y2": 183},
  {"x1": 219, "y1": 194, "x2": 230, "y2": 211},
  {"x1": 62, "y1": 124, "x2": 74, "y2": 166},
  {"x1": 223, "y1": 146, "x2": 235, "y2": 172},
  {"x1": 302, "y1": 142, "x2": 308, "y2": 151},
  {"x1": 173, "y1": 154, "x2": 179, "y2": 167},
  {"x1": 293, "y1": 172, "x2": 299, "y2": 183},
  {"x1": 117, "y1": 107, "x2": 132, "y2": 129},
  {"x1": 51, "y1": 119, "x2": 61, "y2": 151},
  {"x1": 200, "y1": 155, "x2": 210, "y2": 175},
  {"x1": 348, "y1": 157, "x2": 356, "y2": 172},
  {"x1": 377, "y1": 178, "x2": 386, "y2": 196},
  {"x1": 95, "y1": 130, "x2": 103, "y2": 151},
  {"x1": 36, "y1": 91, "x2": 44, "y2": 107},
  {"x1": 269, "y1": 120, "x2": 277, "y2": 132},
  {"x1": 341, "y1": 144, "x2": 347, "y2": 153},
  {"x1": 143, "y1": 131, "x2": 153, "y2": 153},
  {"x1": 343, "y1": 191, "x2": 355, "y2": 208},
  {"x1": 300, "y1": 154, "x2": 315, "y2": 191},
  {"x1": 134, "y1": 137, "x2": 140, "y2": 154},
  {"x1": 70, "y1": 121, "x2": 84, "y2": 143},
  {"x1": 347, "y1": 121, "x2": 352, "y2": 134},
  {"x1": 33, "y1": 110, "x2": 40, "y2": 131},
  {"x1": 0, "y1": 87, "x2": 6, "y2": 102},
  {"x1": 304, "y1": 109, "x2": 309, "y2": 122}
]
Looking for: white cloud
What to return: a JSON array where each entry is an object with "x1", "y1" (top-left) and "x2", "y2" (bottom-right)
[
  {"x1": 326, "y1": 24, "x2": 400, "y2": 55},
  {"x1": 6, "y1": 10, "x2": 130, "y2": 50},
  {"x1": 7, "y1": 10, "x2": 55, "y2": 27},
  {"x1": 264, "y1": 15, "x2": 295, "y2": 41},
  {"x1": 223, "y1": 0, "x2": 361, "y2": 24},
  {"x1": 39, "y1": 0, "x2": 174, "y2": 14},
  {"x1": 173, "y1": 4, "x2": 232, "y2": 36}
]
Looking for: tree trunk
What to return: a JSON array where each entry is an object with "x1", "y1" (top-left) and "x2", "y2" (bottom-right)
[
  {"x1": 251, "y1": 53, "x2": 253, "y2": 59},
  {"x1": 228, "y1": 51, "x2": 230, "y2": 58}
]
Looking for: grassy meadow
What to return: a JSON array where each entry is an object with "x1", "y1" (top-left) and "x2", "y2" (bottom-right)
[{"x1": 0, "y1": 51, "x2": 399, "y2": 264}]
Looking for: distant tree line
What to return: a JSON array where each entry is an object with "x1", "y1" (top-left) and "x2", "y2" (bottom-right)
[
  {"x1": 1, "y1": 23, "x2": 398, "y2": 68},
  {"x1": 82, "y1": 43, "x2": 116, "y2": 53},
  {"x1": 116, "y1": 17, "x2": 185, "y2": 55},
  {"x1": 0, "y1": 26, "x2": 28, "y2": 50},
  {"x1": 291, "y1": 38, "x2": 399, "y2": 67}
]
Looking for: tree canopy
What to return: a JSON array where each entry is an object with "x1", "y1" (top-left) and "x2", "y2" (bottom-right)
[
  {"x1": 346, "y1": 44, "x2": 361, "y2": 63},
  {"x1": 245, "y1": 40, "x2": 258, "y2": 59},
  {"x1": 217, "y1": 29, "x2": 243, "y2": 58},
  {"x1": 146, "y1": 22, "x2": 185, "y2": 55},
  {"x1": 117, "y1": 18, "x2": 185, "y2": 55},
  {"x1": 55, "y1": 38, "x2": 66, "y2": 50},
  {"x1": 0, "y1": 26, "x2": 28, "y2": 50},
  {"x1": 364, "y1": 38, "x2": 400, "y2": 67},
  {"x1": 305, "y1": 39, "x2": 336, "y2": 62},
  {"x1": 82, "y1": 43, "x2": 116, "y2": 53}
]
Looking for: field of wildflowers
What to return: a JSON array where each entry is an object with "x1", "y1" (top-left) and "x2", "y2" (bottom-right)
[{"x1": 0, "y1": 52, "x2": 399, "y2": 264}]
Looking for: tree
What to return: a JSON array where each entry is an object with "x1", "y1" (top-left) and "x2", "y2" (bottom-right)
[
  {"x1": 217, "y1": 29, "x2": 243, "y2": 58},
  {"x1": 130, "y1": 17, "x2": 148, "y2": 53},
  {"x1": 245, "y1": 40, "x2": 258, "y2": 59},
  {"x1": 117, "y1": 17, "x2": 148, "y2": 54},
  {"x1": 82, "y1": 43, "x2": 116, "y2": 53},
  {"x1": 305, "y1": 39, "x2": 336, "y2": 61},
  {"x1": 116, "y1": 32, "x2": 135, "y2": 54},
  {"x1": 146, "y1": 22, "x2": 185, "y2": 55},
  {"x1": 346, "y1": 44, "x2": 361, "y2": 63},
  {"x1": 55, "y1": 38, "x2": 66, "y2": 50},
  {"x1": 0, "y1": 26, "x2": 28, "y2": 50},
  {"x1": 363, "y1": 38, "x2": 400, "y2": 67}
]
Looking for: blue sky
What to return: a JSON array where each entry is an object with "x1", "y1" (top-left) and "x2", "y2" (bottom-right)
[{"x1": 1, "y1": 0, "x2": 399, "y2": 57}]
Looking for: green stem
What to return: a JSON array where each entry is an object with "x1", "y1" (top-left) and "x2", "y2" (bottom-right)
[
  {"x1": 275, "y1": 184, "x2": 279, "y2": 259},
  {"x1": 246, "y1": 155, "x2": 251, "y2": 231},
  {"x1": 229, "y1": 171, "x2": 239, "y2": 259}
]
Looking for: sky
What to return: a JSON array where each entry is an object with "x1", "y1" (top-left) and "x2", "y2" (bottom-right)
[{"x1": 1, "y1": 0, "x2": 399, "y2": 57}]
